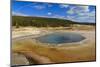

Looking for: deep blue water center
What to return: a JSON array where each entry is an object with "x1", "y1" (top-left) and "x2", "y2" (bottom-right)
[{"x1": 36, "y1": 32, "x2": 85, "y2": 44}]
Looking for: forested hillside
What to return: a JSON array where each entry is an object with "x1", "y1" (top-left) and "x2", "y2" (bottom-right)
[{"x1": 12, "y1": 16, "x2": 95, "y2": 27}]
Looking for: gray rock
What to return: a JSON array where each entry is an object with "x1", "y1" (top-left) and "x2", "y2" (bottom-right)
[{"x1": 11, "y1": 53, "x2": 29, "y2": 66}]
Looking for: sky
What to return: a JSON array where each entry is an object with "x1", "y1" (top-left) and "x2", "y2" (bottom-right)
[{"x1": 12, "y1": 0, "x2": 96, "y2": 23}]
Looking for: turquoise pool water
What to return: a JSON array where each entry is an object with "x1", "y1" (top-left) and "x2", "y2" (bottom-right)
[{"x1": 36, "y1": 32, "x2": 85, "y2": 44}]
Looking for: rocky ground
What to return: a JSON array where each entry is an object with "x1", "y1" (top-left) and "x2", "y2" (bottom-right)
[{"x1": 11, "y1": 26, "x2": 96, "y2": 66}]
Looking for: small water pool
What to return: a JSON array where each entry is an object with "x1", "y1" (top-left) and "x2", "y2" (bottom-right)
[{"x1": 36, "y1": 32, "x2": 85, "y2": 44}]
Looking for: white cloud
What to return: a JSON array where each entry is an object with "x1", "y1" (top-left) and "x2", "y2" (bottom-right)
[
  {"x1": 76, "y1": 16, "x2": 95, "y2": 23},
  {"x1": 60, "y1": 4, "x2": 69, "y2": 8},
  {"x1": 67, "y1": 6, "x2": 89, "y2": 15},
  {"x1": 67, "y1": 9, "x2": 74, "y2": 14},
  {"x1": 12, "y1": 11, "x2": 28, "y2": 16},
  {"x1": 33, "y1": 5, "x2": 45, "y2": 10},
  {"x1": 67, "y1": 10, "x2": 95, "y2": 23},
  {"x1": 48, "y1": 12, "x2": 52, "y2": 15},
  {"x1": 53, "y1": 15, "x2": 65, "y2": 19},
  {"x1": 78, "y1": 6, "x2": 89, "y2": 12},
  {"x1": 79, "y1": 11, "x2": 95, "y2": 17},
  {"x1": 66, "y1": 5, "x2": 95, "y2": 23}
]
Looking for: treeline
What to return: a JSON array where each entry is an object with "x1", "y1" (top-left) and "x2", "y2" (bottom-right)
[{"x1": 12, "y1": 16, "x2": 95, "y2": 27}]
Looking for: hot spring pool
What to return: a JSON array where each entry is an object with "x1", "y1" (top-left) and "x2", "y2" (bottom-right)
[{"x1": 36, "y1": 32, "x2": 85, "y2": 44}]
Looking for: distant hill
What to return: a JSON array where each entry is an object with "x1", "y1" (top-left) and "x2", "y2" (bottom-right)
[{"x1": 12, "y1": 16, "x2": 95, "y2": 27}]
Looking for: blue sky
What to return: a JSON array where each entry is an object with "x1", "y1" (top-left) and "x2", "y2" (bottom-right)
[{"x1": 12, "y1": 0, "x2": 96, "y2": 23}]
